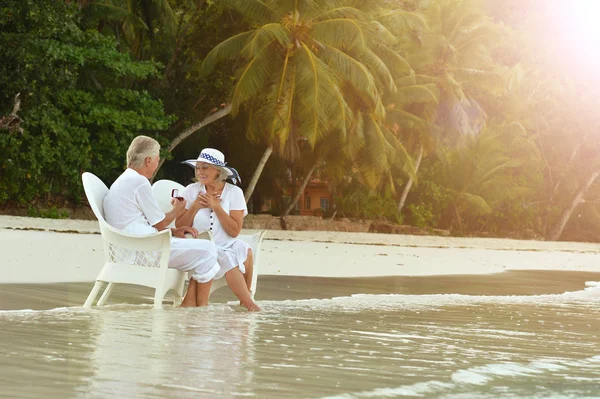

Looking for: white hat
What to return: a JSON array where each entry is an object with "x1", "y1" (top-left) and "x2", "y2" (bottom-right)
[{"x1": 182, "y1": 148, "x2": 241, "y2": 184}]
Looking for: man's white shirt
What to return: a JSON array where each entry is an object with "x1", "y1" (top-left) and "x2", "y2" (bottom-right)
[{"x1": 103, "y1": 168, "x2": 165, "y2": 236}]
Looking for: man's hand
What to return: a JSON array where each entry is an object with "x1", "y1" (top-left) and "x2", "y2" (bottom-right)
[
  {"x1": 171, "y1": 197, "x2": 187, "y2": 213},
  {"x1": 171, "y1": 226, "x2": 198, "y2": 238}
]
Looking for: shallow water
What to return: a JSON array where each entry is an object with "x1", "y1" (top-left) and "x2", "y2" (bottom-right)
[{"x1": 1, "y1": 272, "x2": 600, "y2": 398}]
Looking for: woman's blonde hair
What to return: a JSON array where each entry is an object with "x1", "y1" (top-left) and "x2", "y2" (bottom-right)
[
  {"x1": 127, "y1": 135, "x2": 160, "y2": 168},
  {"x1": 194, "y1": 164, "x2": 229, "y2": 183},
  {"x1": 214, "y1": 166, "x2": 229, "y2": 182}
]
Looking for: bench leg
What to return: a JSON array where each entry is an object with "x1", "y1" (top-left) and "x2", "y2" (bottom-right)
[
  {"x1": 83, "y1": 281, "x2": 104, "y2": 308},
  {"x1": 153, "y1": 287, "x2": 165, "y2": 310},
  {"x1": 97, "y1": 283, "x2": 115, "y2": 306}
]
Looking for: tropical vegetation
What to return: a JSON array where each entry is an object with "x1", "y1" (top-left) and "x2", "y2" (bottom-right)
[{"x1": 1, "y1": 0, "x2": 599, "y2": 242}]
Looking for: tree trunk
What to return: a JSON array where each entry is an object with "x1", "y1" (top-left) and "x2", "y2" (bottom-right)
[
  {"x1": 546, "y1": 169, "x2": 600, "y2": 241},
  {"x1": 397, "y1": 145, "x2": 424, "y2": 213},
  {"x1": 153, "y1": 105, "x2": 231, "y2": 178},
  {"x1": 245, "y1": 145, "x2": 273, "y2": 203},
  {"x1": 550, "y1": 143, "x2": 581, "y2": 202},
  {"x1": 283, "y1": 159, "x2": 319, "y2": 216},
  {"x1": 0, "y1": 93, "x2": 23, "y2": 134},
  {"x1": 289, "y1": 164, "x2": 297, "y2": 212}
]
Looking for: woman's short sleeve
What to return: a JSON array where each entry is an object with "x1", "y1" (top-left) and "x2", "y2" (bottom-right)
[
  {"x1": 182, "y1": 183, "x2": 201, "y2": 210},
  {"x1": 228, "y1": 185, "x2": 248, "y2": 217}
]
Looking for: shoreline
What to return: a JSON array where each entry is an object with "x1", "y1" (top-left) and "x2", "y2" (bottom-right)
[
  {"x1": 1, "y1": 215, "x2": 600, "y2": 286},
  {"x1": 2, "y1": 215, "x2": 599, "y2": 252},
  {"x1": 3, "y1": 270, "x2": 600, "y2": 311}
]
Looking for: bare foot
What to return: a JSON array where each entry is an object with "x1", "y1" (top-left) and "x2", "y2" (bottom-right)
[
  {"x1": 243, "y1": 301, "x2": 261, "y2": 312},
  {"x1": 180, "y1": 301, "x2": 196, "y2": 308}
]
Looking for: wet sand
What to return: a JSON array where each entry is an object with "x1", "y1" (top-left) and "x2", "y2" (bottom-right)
[{"x1": 2, "y1": 270, "x2": 599, "y2": 311}]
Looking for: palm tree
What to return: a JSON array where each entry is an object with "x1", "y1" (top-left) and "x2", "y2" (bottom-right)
[
  {"x1": 73, "y1": 0, "x2": 176, "y2": 58},
  {"x1": 384, "y1": 74, "x2": 441, "y2": 212},
  {"x1": 434, "y1": 126, "x2": 537, "y2": 231},
  {"x1": 404, "y1": 0, "x2": 504, "y2": 143},
  {"x1": 201, "y1": 0, "x2": 426, "y2": 202}
]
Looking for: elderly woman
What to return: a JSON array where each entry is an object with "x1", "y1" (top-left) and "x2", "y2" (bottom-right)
[
  {"x1": 176, "y1": 148, "x2": 260, "y2": 312},
  {"x1": 103, "y1": 135, "x2": 220, "y2": 307}
]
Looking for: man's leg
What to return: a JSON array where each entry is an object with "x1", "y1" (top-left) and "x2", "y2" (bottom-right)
[
  {"x1": 181, "y1": 279, "x2": 197, "y2": 307},
  {"x1": 169, "y1": 237, "x2": 219, "y2": 306},
  {"x1": 196, "y1": 280, "x2": 213, "y2": 306}
]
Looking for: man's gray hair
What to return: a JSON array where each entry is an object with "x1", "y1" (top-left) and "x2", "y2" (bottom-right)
[{"x1": 127, "y1": 135, "x2": 160, "y2": 168}]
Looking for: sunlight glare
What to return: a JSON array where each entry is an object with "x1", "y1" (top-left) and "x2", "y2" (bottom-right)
[{"x1": 554, "y1": 0, "x2": 600, "y2": 63}]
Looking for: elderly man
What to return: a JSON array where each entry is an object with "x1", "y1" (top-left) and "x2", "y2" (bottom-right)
[{"x1": 103, "y1": 135, "x2": 218, "y2": 307}]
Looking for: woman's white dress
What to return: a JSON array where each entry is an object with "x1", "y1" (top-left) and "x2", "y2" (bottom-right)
[{"x1": 182, "y1": 182, "x2": 251, "y2": 279}]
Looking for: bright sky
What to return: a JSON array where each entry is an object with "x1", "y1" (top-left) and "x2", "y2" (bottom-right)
[{"x1": 541, "y1": 0, "x2": 600, "y2": 87}]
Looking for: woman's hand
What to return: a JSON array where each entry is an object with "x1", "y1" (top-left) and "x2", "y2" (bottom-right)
[{"x1": 198, "y1": 192, "x2": 221, "y2": 209}]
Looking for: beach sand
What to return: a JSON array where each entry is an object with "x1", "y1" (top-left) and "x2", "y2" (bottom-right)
[{"x1": 1, "y1": 215, "x2": 600, "y2": 310}]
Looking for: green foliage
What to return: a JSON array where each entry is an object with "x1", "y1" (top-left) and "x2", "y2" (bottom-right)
[
  {"x1": 403, "y1": 165, "x2": 450, "y2": 227},
  {"x1": 406, "y1": 203, "x2": 434, "y2": 228},
  {"x1": 27, "y1": 206, "x2": 69, "y2": 220},
  {"x1": 1, "y1": 0, "x2": 597, "y2": 242},
  {"x1": 0, "y1": 0, "x2": 173, "y2": 208},
  {"x1": 336, "y1": 179, "x2": 402, "y2": 223}
]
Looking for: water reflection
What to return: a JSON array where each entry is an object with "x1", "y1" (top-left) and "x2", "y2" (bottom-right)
[
  {"x1": 84, "y1": 306, "x2": 258, "y2": 398},
  {"x1": 0, "y1": 309, "x2": 97, "y2": 398},
  {"x1": 0, "y1": 283, "x2": 599, "y2": 398}
]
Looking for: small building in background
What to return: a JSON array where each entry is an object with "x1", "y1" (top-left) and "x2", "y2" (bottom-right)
[{"x1": 297, "y1": 177, "x2": 332, "y2": 216}]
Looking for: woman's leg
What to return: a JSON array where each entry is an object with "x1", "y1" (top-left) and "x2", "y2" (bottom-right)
[
  {"x1": 181, "y1": 279, "x2": 198, "y2": 307},
  {"x1": 243, "y1": 249, "x2": 253, "y2": 293},
  {"x1": 225, "y1": 267, "x2": 260, "y2": 311},
  {"x1": 196, "y1": 280, "x2": 213, "y2": 306}
]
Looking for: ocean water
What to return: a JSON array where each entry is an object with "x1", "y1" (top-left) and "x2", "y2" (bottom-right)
[{"x1": 0, "y1": 273, "x2": 599, "y2": 398}]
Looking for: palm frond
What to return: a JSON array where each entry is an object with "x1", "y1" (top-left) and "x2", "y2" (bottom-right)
[
  {"x1": 454, "y1": 191, "x2": 492, "y2": 215},
  {"x1": 269, "y1": 48, "x2": 293, "y2": 140},
  {"x1": 293, "y1": 43, "x2": 335, "y2": 146},
  {"x1": 358, "y1": 114, "x2": 390, "y2": 187},
  {"x1": 377, "y1": 10, "x2": 429, "y2": 36},
  {"x1": 373, "y1": 44, "x2": 414, "y2": 80},
  {"x1": 310, "y1": 18, "x2": 367, "y2": 50},
  {"x1": 200, "y1": 30, "x2": 255, "y2": 76},
  {"x1": 320, "y1": 45, "x2": 379, "y2": 112},
  {"x1": 453, "y1": 68, "x2": 505, "y2": 93},
  {"x1": 357, "y1": 48, "x2": 396, "y2": 93},
  {"x1": 313, "y1": 6, "x2": 367, "y2": 22},
  {"x1": 387, "y1": 108, "x2": 440, "y2": 132},
  {"x1": 394, "y1": 84, "x2": 440, "y2": 105},
  {"x1": 447, "y1": 12, "x2": 485, "y2": 42},
  {"x1": 219, "y1": 0, "x2": 277, "y2": 24},
  {"x1": 455, "y1": 24, "x2": 499, "y2": 53},
  {"x1": 231, "y1": 41, "x2": 282, "y2": 115},
  {"x1": 86, "y1": 2, "x2": 149, "y2": 30},
  {"x1": 347, "y1": 112, "x2": 366, "y2": 157},
  {"x1": 149, "y1": 0, "x2": 176, "y2": 37},
  {"x1": 369, "y1": 21, "x2": 397, "y2": 45},
  {"x1": 241, "y1": 23, "x2": 290, "y2": 58},
  {"x1": 381, "y1": 123, "x2": 417, "y2": 181},
  {"x1": 394, "y1": 74, "x2": 417, "y2": 87}
]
